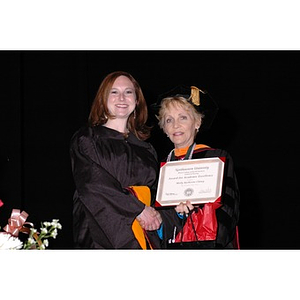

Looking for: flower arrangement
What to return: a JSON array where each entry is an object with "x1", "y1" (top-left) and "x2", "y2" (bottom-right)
[{"x1": 0, "y1": 199, "x2": 62, "y2": 250}]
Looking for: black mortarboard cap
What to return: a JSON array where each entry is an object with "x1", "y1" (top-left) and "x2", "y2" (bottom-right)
[{"x1": 151, "y1": 85, "x2": 219, "y2": 131}]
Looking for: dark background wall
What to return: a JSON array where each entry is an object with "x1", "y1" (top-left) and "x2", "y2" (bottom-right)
[{"x1": 1, "y1": 50, "x2": 299, "y2": 249}]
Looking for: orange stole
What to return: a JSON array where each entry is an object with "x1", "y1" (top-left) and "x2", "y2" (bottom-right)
[
  {"x1": 173, "y1": 144, "x2": 210, "y2": 157},
  {"x1": 128, "y1": 186, "x2": 151, "y2": 249}
]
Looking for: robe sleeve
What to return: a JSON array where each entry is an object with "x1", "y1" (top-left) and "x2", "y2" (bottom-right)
[
  {"x1": 70, "y1": 128, "x2": 145, "y2": 248},
  {"x1": 215, "y1": 150, "x2": 240, "y2": 248}
]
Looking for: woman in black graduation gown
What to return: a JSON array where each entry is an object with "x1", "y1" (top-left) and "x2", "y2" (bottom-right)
[
  {"x1": 70, "y1": 71, "x2": 163, "y2": 249},
  {"x1": 153, "y1": 86, "x2": 240, "y2": 248}
]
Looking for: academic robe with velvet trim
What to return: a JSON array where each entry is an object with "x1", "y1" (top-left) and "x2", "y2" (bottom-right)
[
  {"x1": 70, "y1": 125, "x2": 159, "y2": 249},
  {"x1": 158, "y1": 146, "x2": 240, "y2": 249}
]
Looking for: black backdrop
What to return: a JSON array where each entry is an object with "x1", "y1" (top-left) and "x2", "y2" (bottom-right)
[{"x1": 1, "y1": 50, "x2": 300, "y2": 249}]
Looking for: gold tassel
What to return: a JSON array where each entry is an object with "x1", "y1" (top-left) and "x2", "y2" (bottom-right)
[{"x1": 190, "y1": 86, "x2": 202, "y2": 106}]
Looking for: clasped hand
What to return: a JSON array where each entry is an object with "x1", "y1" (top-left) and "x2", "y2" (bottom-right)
[
  {"x1": 136, "y1": 206, "x2": 162, "y2": 231},
  {"x1": 136, "y1": 201, "x2": 194, "y2": 231}
]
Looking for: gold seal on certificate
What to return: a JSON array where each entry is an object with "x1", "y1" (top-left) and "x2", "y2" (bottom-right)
[{"x1": 155, "y1": 157, "x2": 225, "y2": 206}]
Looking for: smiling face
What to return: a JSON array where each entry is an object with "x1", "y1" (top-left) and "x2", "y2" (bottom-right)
[
  {"x1": 162, "y1": 100, "x2": 201, "y2": 149},
  {"x1": 107, "y1": 75, "x2": 137, "y2": 120}
]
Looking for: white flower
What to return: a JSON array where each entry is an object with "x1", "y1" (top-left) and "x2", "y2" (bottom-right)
[
  {"x1": 0, "y1": 232, "x2": 23, "y2": 250},
  {"x1": 43, "y1": 239, "x2": 49, "y2": 247},
  {"x1": 43, "y1": 222, "x2": 51, "y2": 227},
  {"x1": 30, "y1": 228, "x2": 37, "y2": 234},
  {"x1": 51, "y1": 219, "x2": 62, "y2": 229},
  {"x1": 40, "y1": 227, "x2": 48, "y2": 234},
  {"x1": 51, "y1": 228, "x2": 58, "y2": 239},
  {"x1": 27, "y1": 237, "x2": 35, "y2": 245},
  {"x1": 39, "y1": 244, "x2": 45, "y2": 250}
]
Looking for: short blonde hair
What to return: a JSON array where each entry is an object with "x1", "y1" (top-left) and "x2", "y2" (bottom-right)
[{"x1": 157, "y1": 96, "x2": 204, "y2": 131}]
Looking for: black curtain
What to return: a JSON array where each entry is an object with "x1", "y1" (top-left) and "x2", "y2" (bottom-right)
[{"x1": 1, "y1": 50, "x2": 300, "y2": 249}]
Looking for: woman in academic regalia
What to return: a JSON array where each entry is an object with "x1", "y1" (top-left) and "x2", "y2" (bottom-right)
[
  {"x1": 153, "y1": 86, "x2": 240, "y2": 248},
  {"x1": 70, "y1": 71, "x2": 164, "y2": 249}
]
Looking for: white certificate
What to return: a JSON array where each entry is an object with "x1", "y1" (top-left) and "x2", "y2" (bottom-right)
[{"x1": 155, "y1": 157, "x2": 225, "y2": 206}]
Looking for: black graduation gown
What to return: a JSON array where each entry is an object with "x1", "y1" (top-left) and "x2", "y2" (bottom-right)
[
  {"x1": 70, "y1": 125, "x2": 159, "y2": 249},
  {"x1": 158, "y1": 146, "x2": 240, "y2": 249}
]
